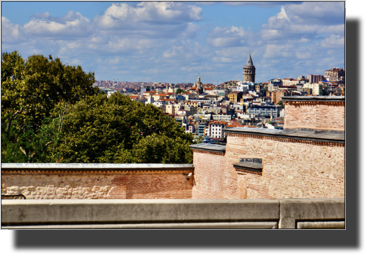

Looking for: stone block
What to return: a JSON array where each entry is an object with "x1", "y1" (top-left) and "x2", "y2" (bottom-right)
[{"x1": 278, "y1": 198, "x2": 344, "y2": 229}]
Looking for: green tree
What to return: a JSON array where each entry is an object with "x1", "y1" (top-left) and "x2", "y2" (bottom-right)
[
  {"x1": 56, "y1": 93, "x2": 195, "y2": 163},
  {"x1": 175, "y1": 88, "x2": 186, "y2": 94},
  {"x1": 1, "y1": 51, "x2": 100, "y2": 162}
]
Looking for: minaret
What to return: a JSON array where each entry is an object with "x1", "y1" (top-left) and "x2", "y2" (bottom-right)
[{"x1": 243, "y1": 50, "x2": 256, "y2": 83}]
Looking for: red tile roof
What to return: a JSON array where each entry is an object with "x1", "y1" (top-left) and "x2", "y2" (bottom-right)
[{"x1": 209, "y1": 120, "x2": 228, "y2": 125}]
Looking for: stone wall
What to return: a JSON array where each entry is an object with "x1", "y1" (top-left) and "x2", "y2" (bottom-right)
[
  {"x1": 225, "y1": 134, "x2": 344, "y2": 199},
  {"x1": 283, "y1": 98, "x2": 344, "y2": 131},
  {"x1": 1, "y1": 164, "x2": 194, "y2": 199},
  {"x1": 191, "y1": 136, "x2": 344, "y2": 200}
]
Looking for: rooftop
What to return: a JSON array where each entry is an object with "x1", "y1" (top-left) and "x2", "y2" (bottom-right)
[
  {"x1": 224, "y1": 127, "x2": 344, "y2": 142},
  {"x1": 282, "y1": 96, "x2": 345, "y2": 102}
]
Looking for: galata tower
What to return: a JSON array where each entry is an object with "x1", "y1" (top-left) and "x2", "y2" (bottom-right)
[{"x1": 243, "y1": 50, "x2": 256, "y2": 82}]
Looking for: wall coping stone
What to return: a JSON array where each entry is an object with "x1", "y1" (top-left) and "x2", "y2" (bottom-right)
[
  {"x1": 282, "y1": 96, "x2": 345, "y2": 102},
  {"x1": 1, "y1": 198, "x2": 344, "y2": 229},
  {"x1": 1, "y1": 199, "x2": 280, "y2": 225},
  {"x1": 189, "y1": 143, "x2": 226, "y2": 153},
  {"x1": 224, "y1": 127, "x2": 344, "y2": 143},
  {"x1": 1, "y1": 163, "x2": 194, "y2": 170},
  {"x1": 232, "y1": 162, "x2": 263, "y2": 172}
]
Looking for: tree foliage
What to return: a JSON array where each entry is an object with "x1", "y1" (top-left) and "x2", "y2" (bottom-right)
[
  {"x1": 1, "y1": 51, "x2": 100, "y2": 162},
  {"x1": 175, "y1": 88, "x2": 186, "y2": 94},
  {"x1": 2, "y1": 51, "x2": 195, "y2": 164},
  {"x1": 56, "y1": 93, "x2": 194, "y2": 163}
]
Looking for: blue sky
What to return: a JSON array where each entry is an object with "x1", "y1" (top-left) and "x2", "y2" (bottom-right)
[{"x1": 2, "y1": 1, "x2": 345, "y2": 84}]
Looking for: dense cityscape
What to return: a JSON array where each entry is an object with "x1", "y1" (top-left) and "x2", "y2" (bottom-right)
[
  {"x1": 94, "y1": 51, "x2": 345, "y2": 144},
  {"x1": 1, "y1": 0, "x2": 347, "y2": 227}
]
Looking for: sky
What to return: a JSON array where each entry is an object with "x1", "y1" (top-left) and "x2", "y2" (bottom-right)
[{"x1": 1, "y1": 1, "x2": 345, "y2": 84}]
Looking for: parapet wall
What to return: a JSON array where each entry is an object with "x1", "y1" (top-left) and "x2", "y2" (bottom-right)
[
  {"x1": 1, "y1": 198, "x2": 345, "y2": 229},
  {"x1": 191, "y1": 144, "x2": 227, "y2": 199},
  {"x1": 192, "y1": 132, "x2": 344, "y2": 199},
  {"x1": 1, "y1": 164, "x2": 194, "y2": 199},
  {"x1": 282, "y1": 96, "x2": 345, "y2": 131},
  {"x1": 225, "y1": 133, "x2": 344, "y2": 199}
]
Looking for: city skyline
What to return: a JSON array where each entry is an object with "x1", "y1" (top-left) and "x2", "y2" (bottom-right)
[{"x1": 2, "y1": 1, "x2": 345, "y2": 84}]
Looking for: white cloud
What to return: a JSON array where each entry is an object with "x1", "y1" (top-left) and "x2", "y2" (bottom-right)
[
  {"x1": 94, "y1": 2, "x2": 202, "y2": 39},
  {"x1": 224, "y1": 2, "x2": 297, "y2": 8},
  {"x1": 23, "y1": 11, "x2": 93, "y2": 38},
  {"x1": 207, "y1": 26, "x2": 257, "y2": 47},
  {"x1": 2, "y1": 17, "x2": 26, "y2": 43},
  {"x1": 321, "y1": 35, "x2": 344, "y2": 48},
  {"x1": 163, "y1": 46, "x2": 184, "y2": 59},
  {"x1": 285, "y1": 2, "x2": 344, "y2": 25},
  {"x1": 180, "y1": 23, "x2": 202, "y2": 39},
  {"x1": 261, "y1": 2, "x2": 344, "y2": 42},
  {"x1": 295, "y1": 52, "x2": 311, "y2": 60},
  {"x1": 263, "y1": 44, "x2": 293, "y2": 59},
  {"x1": 32, "y1": 12, "x2": 51, "y2": 19}
]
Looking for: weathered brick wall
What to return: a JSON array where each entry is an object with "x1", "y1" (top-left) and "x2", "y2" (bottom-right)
[
  {"x1": 191, "y1": 134, "x2": 344, "y2": 200},
  {"x1": 192, "y1": 151, "x2": 227, "y2": 199},
  {"x1": 225, "y1": 134, "x2": 344, "y2": 199},
  {"x1": 285, "y1": 103, "x2": 344, "y2": 131},
  {"x1": 2, "y1": 170, "x2": 193, "y2": 199},
  {"x1": 236, "y1": 171, "x2": 264, "y2": 199}
]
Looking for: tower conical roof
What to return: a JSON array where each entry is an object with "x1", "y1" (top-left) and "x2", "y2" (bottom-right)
[{"x1": 245, "y1": 50, "x2": 254, "y2": 67}]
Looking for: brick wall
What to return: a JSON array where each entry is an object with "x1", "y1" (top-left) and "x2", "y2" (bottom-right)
[
  {"x1": 225, "y1": 134, "x2": 344, "y2": 199},
  {"x1": 192, "y1": 151, "x2": 226, "y2": 199},
  {"x1": 284, "y1": 102, "x2": 344, "y2": 131},
  {"x1": 191, "y1": 135, "x2": 344, "y2": 200},
  {"x1": 2, "y1": 168, "x2": 193, "y2": 199}
]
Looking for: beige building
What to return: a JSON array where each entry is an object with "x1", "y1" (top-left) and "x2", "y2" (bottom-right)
[
  {"x1": 324, "y1": 68, "x2": 345, "y2": 79},
  {"x1": 227, "y1": 92, "x2": 243, "y2": 102},
  {"x1": 266, "y1": 91, "x2": 285, "y2": 104},
  {"x1": 165, "y1": 104, "x2": 176, "y2": 115},
  {"x1": 184, "y1": 105, "x2": 198, "y2": 116},
  {"x1": 165, "y1": 103, "x2": 182, "y2": 115},
  {"x1": 152, "y1": 94, "x2": 168, "y2": 101},
  {"x1": 282, "y1": 78, "x2": 299, "y2": 86},
  {"x1": 303, "y1": 83, "x2": 322, "y2": 95}
]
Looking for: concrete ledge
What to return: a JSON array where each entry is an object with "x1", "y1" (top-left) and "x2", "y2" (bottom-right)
[
  {"x1": 279, "y1": 198, "x2": 345, "y2": 229},
  {"x1": 1, "y1": 198, "x2": 345, "y2": 229},
  {"x1": 2, "y1": 222, "x2": 278, "y2": 229},
  {"x1": 1, "y1": 199, "x2": 279, "y2": 226},
  {"x1": 297, "y1": 221, "x2": 345, "y2": 229},
  {"x1": 224, "y1": 127, "x2": 345, "y2": 143},
  {"x1": 190, "y1": 144, "x2": 226, "y2": 154}
]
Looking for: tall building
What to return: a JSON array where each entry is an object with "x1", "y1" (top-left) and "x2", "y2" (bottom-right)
[
  {"x1": 193, "y1": 76, "x2": 204, "y2": 94},
  {"x1": 307, "y1": 74, "x2": 325, "y2": 84},
  {"x1": 243, "y1": 50, "x2": 256, "y2": 82},
  {"x1": 324, "y1": 68, "x2": 345, "y2": 79}
]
